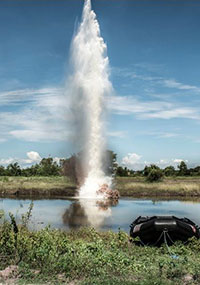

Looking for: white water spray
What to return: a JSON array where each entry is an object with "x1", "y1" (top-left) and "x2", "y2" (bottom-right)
[{"x1": 69, "y1": 0, "x2": 112, "y2": 198}]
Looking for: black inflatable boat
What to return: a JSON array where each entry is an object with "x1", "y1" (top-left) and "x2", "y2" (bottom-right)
[{"x1": 130, "y1": 216, "x2": 200, "y2": 246}]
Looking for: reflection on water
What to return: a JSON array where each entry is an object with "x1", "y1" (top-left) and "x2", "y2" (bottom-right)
[
  {"x1": 63, "y1": 199, "x2": 118, "y2": 228},
  {"x1": 1, "y1": 197, "x2": 200, "y2": 232},
  {"x1": 63, "y1": 202, "x2": 89, "y2": 228}
]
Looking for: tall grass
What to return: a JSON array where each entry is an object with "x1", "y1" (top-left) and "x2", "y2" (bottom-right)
[
  {"x1": 0, "y1": 202, "x2": 200, "y2": 284},
  {"x1": 0, "y1": 176, "x2": 76, "y2": 196},
  {"x1": 0, "y1": 221, "x2": 200, "y2": 284},
  {"x1": 1, "y1": 176, "x2": 200, "y2": 197},
  {"x1": 116, "y1": 177, "x2": 200, "y2": 197}
]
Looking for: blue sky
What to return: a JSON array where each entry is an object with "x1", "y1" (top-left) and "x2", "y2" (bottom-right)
[{"x1": 0, "y1": 0, "x2": 200, "y2": 169}]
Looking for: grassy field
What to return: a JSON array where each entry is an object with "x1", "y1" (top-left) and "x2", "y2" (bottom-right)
[
  {"x1": 0, "y1": 176, "x2": 76, "y2": 197},
  {"x1": 1, "y1": 176, "x2": 200, "y2": 197},
  {"x1": 0, "y1": 220, "x2": 199, "y2": 285},
  {"x1": 115, "y1": 176, "x2": 200, "y2": 197}
]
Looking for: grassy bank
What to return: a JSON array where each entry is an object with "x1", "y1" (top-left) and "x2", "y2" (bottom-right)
[
  {"x1": 1, "y1": 176, "x2": 200, "y2": 198},
  {"x1": 0, "y1": 219, "x2": 200, "y2": 285},
  {"x1": 0, "y1": 176, "x2": 76, "y2": 197},
  {"x1": 115, "y1": 176, "x2": 200, "y2": 197}
]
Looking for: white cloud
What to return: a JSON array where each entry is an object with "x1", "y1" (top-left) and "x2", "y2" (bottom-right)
[
  {"x1": 173, "y1": 159, "x2": 188, "y2": 164},
  {"x1": 122, "y1": 153, "x2": 142, "y2": 168},
  {"x1": 0, "y1": 151, "x2": 42, "y2": 166},
  {"x1": 1, "y1": 82, "x2": 200, "y2": 145},
  {"x1": 140, "y1": 107, "x2": 200, "y2": 120},
  {"x1": 0, "y1": 87, "x2": 71, "y2": 142},
  {"x1": 163, "y1": 79, "x2": 200, "y2": 92},
  {"x1": 119, "y1": 154, "x2": 190, "y2": 170},
  {"x1": 108, "y1": 95, "x2": 200, "y2": 120},
  {"x1": 27, "y1": 151, "x2": 41, "y2": 162},
  {"x1": 114, "y1": 66, "x2": 200, "y2": 93},
  {"x1": 107, "y1": 95, "x2": 171, "y2": 115},
  {"x1": 9, "y1": 129, "x2": 69, "y2": 142},
  {"x1": 53, "y1": 157, "x2": 64, "y2": 164},
  {"x1": 0, "y1": 87, "x2": 63, "y2": 106},
  {"x1": 0, "y1": 158, "x2": 16, "y2": 165},
  {"x1": 158, "y1": 133, "x2": 179, "y2": 138},
  {"x1": 141, "y1": 131, "x2": 180, "y2": 139},
  {"x1": 0, "y1": 151, "x2": 63, "y2": 166},
  {"x1": 107, "y1": 131, "x2": 126, "y2": 138}
]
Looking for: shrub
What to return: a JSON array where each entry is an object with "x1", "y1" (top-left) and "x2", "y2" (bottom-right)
[{"x1": 146, "y1": 169, "x2": 163, "y2": 182}]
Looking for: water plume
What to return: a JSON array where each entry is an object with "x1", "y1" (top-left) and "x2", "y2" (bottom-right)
[{"x1": 69, "y1": 0, "x2": 113, "y2": 198}]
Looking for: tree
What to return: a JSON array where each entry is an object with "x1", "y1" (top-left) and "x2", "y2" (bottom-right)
[
  {"x1": 21, "y1": 164, "x2": 40, "y2": 177},
  {"x1": 178, "y1": 161, "x2": 188, "y2": 176},
  {"x1": 116, "y1": 166, "x2": 132, "y2": 177},
  {"x1": 37, "y1": 158, "x2": 60, "y2": 176},
  {"x1": 146, "y1": 168, "x2": 163, "y2": 182},
  {"x1": 164, "y1": 166, "x2": 176, "y2": 177},
  {"x1": 6, "y1": 163, "x2": 21, "y2": 176},
  {"x1": 0, "y1": 166, "x2": 6, "y2": 176},
  {"x1": 116, "y1": 166, "x2": 126, "y2": 177},
  {"x1": 143, "y1": 164, "x2": 161, "y2": 177},
  {"x1": 191, "y1": 166, "x2": 200, "y2": 176}
]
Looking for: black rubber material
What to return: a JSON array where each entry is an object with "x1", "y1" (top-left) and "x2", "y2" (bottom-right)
[{"x1": 130, "y1": 216, "x2": 200, "y2": 246}]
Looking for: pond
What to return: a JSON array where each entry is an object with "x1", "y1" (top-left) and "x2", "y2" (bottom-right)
[{"x1": 0, "y1": 197, "x2": 200, "y2": 232}]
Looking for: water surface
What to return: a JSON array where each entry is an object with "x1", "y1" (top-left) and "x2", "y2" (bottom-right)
[{"x1": 0, "y1": 197, "x2": 200, "y2": 232}]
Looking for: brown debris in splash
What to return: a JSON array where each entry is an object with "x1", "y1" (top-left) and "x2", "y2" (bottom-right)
[
  {"x1": 96, "y1": 199, "x2": 118, "y2": 210},
  {"x1": 96, "y1": 184, "x2": 120, "y2": 200}
]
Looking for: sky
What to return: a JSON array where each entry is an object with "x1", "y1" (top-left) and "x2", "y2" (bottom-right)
[{"x1": 0, "y1": 0, "x2": 200, "y2": 169}]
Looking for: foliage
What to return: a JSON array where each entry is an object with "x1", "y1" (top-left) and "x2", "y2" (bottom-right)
[
  {"x1": 0, "y1": 157, "x2": 61, "y2": 177},
  {"x1": 37, "y1": 158, "x2": 60, "y2": 176},
  {"x1": 21, "y1": 201, "x2": 34, "y2": 227},
  {"x1": 178, "y1": 161, "x2": 188, "y2": 176},
  {"x1": 116, "y1": 160, "x2": 200, "y2": 179},
  {"x1": 6, "y1": 162, "x2": 21, "y2": 176},
  {"x1": 0, "y1": 154, "x2": 199, "y2": 179},
  {"x1": 146, "y1": 168, "x2": 164, "y2": 182},
  {"x1": 116, "y1": 166, "x2": 135, "y2": 177},
  {"x1": 164, "y1": 166, "x2": 176, "y2": 177},
  {"x1": 143, "y1": 164, "x2": 160, "y2": 177},
  {"x1": 143, "y1": 165, "x2": 164, "y2": 182},
  {"x1": 0, "y1": 214, "x2": 200, "y2": 284}
]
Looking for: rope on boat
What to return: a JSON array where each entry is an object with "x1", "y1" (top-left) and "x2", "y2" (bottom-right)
[
  {"x1": 139, "y1": 229, "x2": 179, "y2": 259},
  {"x1": 163, "y1": 230, "x2": 173, "y2": 256}
]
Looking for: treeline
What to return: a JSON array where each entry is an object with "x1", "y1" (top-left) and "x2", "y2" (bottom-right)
[
  {"x1": 0, "y1": 155, "x2": 199, "y2": 182},
  {"x1": 0, "y1": 158, "x2": 61, "y2": 177},
  {"x1": 117, "y1": 161, "x2": 200, "y2": 182}
]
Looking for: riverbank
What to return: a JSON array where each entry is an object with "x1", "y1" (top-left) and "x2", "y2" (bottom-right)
[
  {"x1": 1, "y1": 176, "x2": 200, "y2": 198},
  {"x1": 115, "y1": 176, "x2": 200, "y2": 197},
  {"x1": 0, "y1": 176, "x2": 76, "y2": 197},
  {"x1": 0, "y1": 223, "x2": 199, "y2": 284}
]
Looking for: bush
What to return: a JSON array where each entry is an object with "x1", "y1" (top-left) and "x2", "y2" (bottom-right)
[
  {"x1": 146, "y1": 169, "x2": 163, "y2": 182},
  {"x1": 1, "y1": 212, "x2": 200, "y2": 284},
  {"x1": 164, "y1": 166, "x2": 176, "y2": 177}
]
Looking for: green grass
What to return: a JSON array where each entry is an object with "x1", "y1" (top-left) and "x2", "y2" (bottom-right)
[
  {"x1": 0, "y1": 221, "x2": 200, "y2": 284},
  {"x1": 115, "y1": 176, "x2": 200, "y2": 197},
  {"x1": 1, "y1": 176, "x2": 200, "y2": 197},
  {"x1": 0, "y1": 176, "x2": 76, "y2": 197}
]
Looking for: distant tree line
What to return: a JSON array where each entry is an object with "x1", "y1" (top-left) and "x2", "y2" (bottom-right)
[
  {"x1": 0, "y1": 154, "x2": 199, "y2": 182},
  {"x1": 0, "y1": 158, "x2": 61, "y2": 177},
  {"x1": 116, "y1": 161, "x2": 200, "y2": 182}
]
